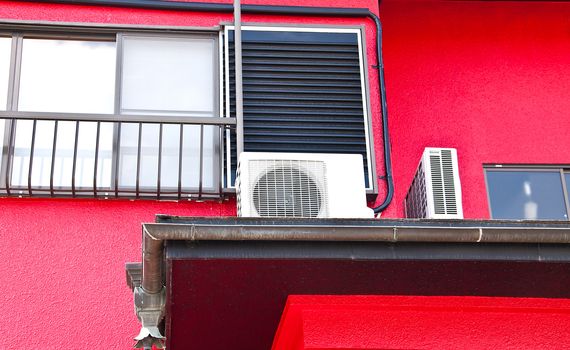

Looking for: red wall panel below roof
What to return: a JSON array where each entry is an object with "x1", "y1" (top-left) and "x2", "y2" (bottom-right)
[{"x1": 273, "y1": 295, "x2": 570, "y2": 350}]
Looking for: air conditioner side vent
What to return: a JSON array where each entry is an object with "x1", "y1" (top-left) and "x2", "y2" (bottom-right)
[
  {"x1": 429, "y1": 153, "x2": 445, "y2": 215},
  {"x1": 404, "y1": 160, "x2": 427, "y2": 219},
  {"x1": 441, "y1": 149, "x2": 458, "y2": 215},
  {"x1": 405, "y1": 148, "x2": 463, "y2": 219}
]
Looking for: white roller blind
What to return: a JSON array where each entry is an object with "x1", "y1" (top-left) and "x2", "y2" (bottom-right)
[
  {"x1": 18, "y1": 39, "x2": 115, "y2": 113},
  {"x1": 120, "y1": 36, "x2": 215, "y2": 116}
]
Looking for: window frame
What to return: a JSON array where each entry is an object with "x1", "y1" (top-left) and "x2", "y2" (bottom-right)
[
  {"x1": 484, "y1": 165, "x2": 570, "y2": 220},
  {"x1": 0, "y1": 21, "x2": 229, "y2": 198},
  {"x1": 222, "y1": 24, "x2": 377, "y2": 195}
]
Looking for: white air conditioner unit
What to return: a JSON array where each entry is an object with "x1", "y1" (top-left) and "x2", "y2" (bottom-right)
[
  {"x1": 237, "y1": 152, "x2": 374, "y2": 218},
  {"x1": 404, "y1": 148, "x2": 463, "y2": 219}
]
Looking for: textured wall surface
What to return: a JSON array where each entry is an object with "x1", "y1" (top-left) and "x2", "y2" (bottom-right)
[
  {"x1": 380, "y1": 0, "x2": 570, "y2": 218},
  {"x1": 273, "y1": 295, "x2": 570, "y2": 350},
  {"x1": 0, "y1": 0, "x2": 569, "y2": 348}
]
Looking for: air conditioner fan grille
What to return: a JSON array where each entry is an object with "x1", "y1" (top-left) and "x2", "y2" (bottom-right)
[{"x1": 250, "y1": 160, "x2": 327, "y2": 218}]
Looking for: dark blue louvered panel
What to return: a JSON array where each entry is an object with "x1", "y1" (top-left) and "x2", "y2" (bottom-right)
[{"x1": 226, "y1": 29, "x2": 371, "y2": 187}]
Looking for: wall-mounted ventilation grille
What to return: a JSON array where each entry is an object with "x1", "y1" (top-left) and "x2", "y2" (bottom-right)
[
  {"x1": 405, "y1": 148, "x2": 463, "y2": 219},
  {"x1": 224, "y1": 28, "x2": 374, "y2": 191}
]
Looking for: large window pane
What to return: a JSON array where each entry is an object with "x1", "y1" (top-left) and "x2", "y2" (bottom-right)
[
  {"x1": 13, "y1": 38, "x2": 115, "y2": 190},
  {"x1": 0, "y1": 37, "x2": 10, "y2": 110},
  {"x1": 119, "y1": 35, "x2": 217, "y2": 191},
  {"x1": 18, "y1": 39, "x2": 115, "y2": 113},
  {"x1": 487, "y1": 170, "x2": 568, "y2": 220}
]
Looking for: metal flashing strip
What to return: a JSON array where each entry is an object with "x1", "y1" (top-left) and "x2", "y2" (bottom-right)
[{"x1": 164, "y1": 240, "x2": 570, "y2": 262}]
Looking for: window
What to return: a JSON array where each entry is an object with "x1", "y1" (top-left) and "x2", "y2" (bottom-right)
[
  {"x1": 223, "y1": 26, "x2": 376, "y2": 193},
  {"x1": 485, "y1": 167, "x2": 570, "y2": 220},
  {"x1": 118, "y1": 35, "x2": 218, "y2": 192},
  {"x1": 13, "y1": 38, "x2": 116, "y2": 189},
  {"x1": 0, "y1": 29, "x2": 221, "y2": 198}
]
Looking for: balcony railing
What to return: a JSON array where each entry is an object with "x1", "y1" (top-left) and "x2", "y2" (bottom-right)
[{"x1": 0, "y1": 111, "x2": 236, "y2": 200}]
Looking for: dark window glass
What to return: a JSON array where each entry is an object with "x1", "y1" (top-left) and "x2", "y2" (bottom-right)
[{"x1": 486, "y1": 170, "x2": 568, "y2": 220}]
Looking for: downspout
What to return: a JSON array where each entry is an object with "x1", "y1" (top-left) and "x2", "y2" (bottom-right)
[
  {"x1": 21, "y1": 0, "x2": 395, "y2": 214},
  {"x1": 234, "y1": 0, "x2": 244, "y2": 156}
]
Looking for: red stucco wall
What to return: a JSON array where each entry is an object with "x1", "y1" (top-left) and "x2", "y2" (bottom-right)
[
  {"x1": 272, "y1": 295, "x2": 570, "y2": 350},
  {"x1": 0, "y1": 0, "x2": 569, "y2": 348},
  {"x1": 381, "y1": 0, "x2": 570, "y2": 218}
]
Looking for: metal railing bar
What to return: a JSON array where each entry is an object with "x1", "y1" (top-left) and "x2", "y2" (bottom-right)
[
  {"x1": 0, "y1": 111, "x2": 236, "y2": 125},
  {"x1": 114, "y1": 122, "x2": 122, "y2": 198},
  {"x1": 198, "y1": 125, "x2": 204, "y2": 199},
  {"x1": 157, "y1": 123, "x2": 163, "y2": 200},
  {"x1": 218, "y1": 126, "x2": 223, "y2": 195},
  {"x1": 93, "y1": 121, "x2": 101, "y2": 197},
  {"x1": 71, "y1": 121, "x2": 79, "y2": 197},
  {"x1": 27, "y1": 119, "x2": 37, "y2": 196},
  {"x1": 49, "y1": 120, "x2": 58, "y2": 197},
  {"x1": 178, "y1": 124, "x2": 183, "y2": 200},
  {"x1": 135, "y1": 122, "x2": 142, "y2": 199},
  {"x1": 1, "y1": 190, "x2": 222, "y2": 199}
]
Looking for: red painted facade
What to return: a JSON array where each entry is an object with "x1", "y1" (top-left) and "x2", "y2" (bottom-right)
[
  {"x1": 273, "y1": 295, "x2": 570, "y2": 350},
  {"x1": 1, "y1": 0, "x2": 569, "y2": 348}
]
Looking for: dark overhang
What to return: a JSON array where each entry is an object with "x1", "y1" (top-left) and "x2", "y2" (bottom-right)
[{"x1": 127, "y1": 216, "x2": 570, "y2": 349}]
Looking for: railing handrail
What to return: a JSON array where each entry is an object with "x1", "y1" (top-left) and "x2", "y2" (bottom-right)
[{"x1": 0, "y1": 111, "x2": 236, "y2": 125}]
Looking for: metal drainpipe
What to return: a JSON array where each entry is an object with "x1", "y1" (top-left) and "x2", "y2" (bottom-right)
[{"x1": 234, "y1": 0, "x2": 244, "y2": 157}]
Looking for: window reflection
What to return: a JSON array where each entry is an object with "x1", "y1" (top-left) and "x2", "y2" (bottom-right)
[
  {"x1": 566, "y1": 173, "x2": 570, "y2": 206},
  {"x1": 486, "y1": 170, "x2": 568, "y2": 220}
]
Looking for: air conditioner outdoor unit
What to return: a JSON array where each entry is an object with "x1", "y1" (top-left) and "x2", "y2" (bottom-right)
[
  {"x1": 404, "y1": 147, "x2": 463, "y2": 219},
  {"x1": 237, "y1": 152, "x2": 374, "y2": 218}
]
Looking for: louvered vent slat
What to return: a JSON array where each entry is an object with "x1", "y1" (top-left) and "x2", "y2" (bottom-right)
[
  {"x1": 225, "y1": 29, "x2": 372, "y2": 188},
  {"x1": 430, "y1": 154, "x2": 445, "y2": 215},
  {"x1": 441, "y1": 149, "x2": 458, "y2": 214}
]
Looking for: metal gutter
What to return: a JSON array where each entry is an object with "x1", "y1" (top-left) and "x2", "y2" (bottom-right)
[
  {"x1": 18, "y1": 0, "x2": 395, "y2": 212},
  {"x1": 143, "y1": 222, "x2": 570, "y2": 244}
]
